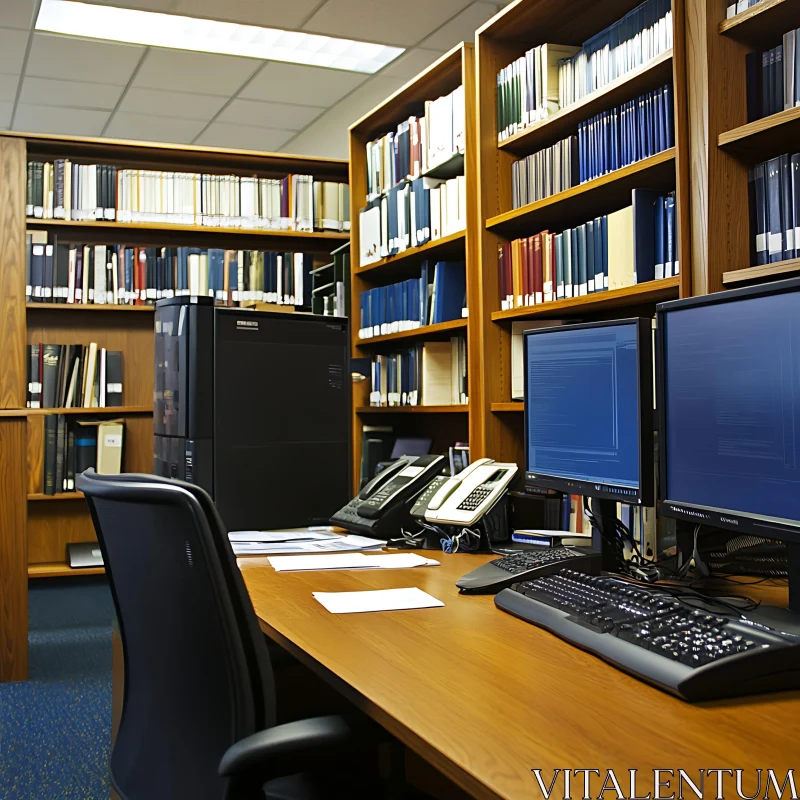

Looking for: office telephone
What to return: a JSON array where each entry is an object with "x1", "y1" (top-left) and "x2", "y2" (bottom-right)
[
  {"x1": 330, "y1": 454, "x2": 447, "y2": 538},
  {"x1": 411, "y1": 458, "x2": 518, "y2": 527}
]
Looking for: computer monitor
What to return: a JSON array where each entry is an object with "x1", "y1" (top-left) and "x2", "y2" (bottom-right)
[
  {"x1": 657, "y1": 278, "x2": 800, "y2": 544},
  {"x1": 523, "y1": 318, "x2": 654, "y2": 506}
]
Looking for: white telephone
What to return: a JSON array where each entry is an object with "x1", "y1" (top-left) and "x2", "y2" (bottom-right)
[{"x1": 420, "y1": 458, "x2": 518, "y2": 526}]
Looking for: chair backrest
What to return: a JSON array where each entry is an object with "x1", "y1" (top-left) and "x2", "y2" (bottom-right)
[{"x1": 77, "y1": 470, "x2": 276, "y2": 800}]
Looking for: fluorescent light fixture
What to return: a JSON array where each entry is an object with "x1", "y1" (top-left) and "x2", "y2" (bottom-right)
[{"x1": 35, "y1": 0, "x2": 404, "y2": 74}]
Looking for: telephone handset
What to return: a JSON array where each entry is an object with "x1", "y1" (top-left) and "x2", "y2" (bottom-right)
[
  {"x1": 413, "y1": 458, "x2": 518, "y2": 526},
  {"x1": 330, "y1": 454, "x2": 447, "y2": 537}
]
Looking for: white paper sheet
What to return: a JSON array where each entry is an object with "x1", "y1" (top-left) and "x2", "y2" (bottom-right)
[
  {"x1": 228, "y1": 530, "x2": 338, "y2": 543},
  {"x1": 268, "y1": 553, "x2": 439, "y2": 572},
  {"x1": 312, "y1": 587, "x2": 445, "y2": 614},
  {"x1": 231, "y1": 534, "x2": 385, "y2": 556}
]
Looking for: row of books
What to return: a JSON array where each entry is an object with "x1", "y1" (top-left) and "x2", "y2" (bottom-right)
[
  {"x1": 358, "y1": 261, "x2": 466, "y2": 338},
  {"x1": 746, "y1": 30, "x2": 800, "y2": 122},
  {"x1": 26, "y1": 234, "x2": 315, "y2": 308},
  {"x1": 365, "y1": 85, "x2": 465, "y2": 199},
  {"x1": 499, "y1": 189, "x2": 678, "y2": 309},
  {"x1": 726, "y1": 0, "x2": 766, "y2": 18},
  {"x1": 496, "y1": 0, "x2": 672, "y2": 141},
  {"x1": 359, "y1": 175, "x2": 466, "y2": 267},
  {"x1": 42, "y1": 416, "x2": 123, "y2": 495},
  {"x1": 26, "y1": 160, "x2": 350, "y2": 232},
  {"x1": 511, "y1": 85, "x2": 673, "y2": 208},
  {"x1": 749, "y1": 154, "x2": 800, "y2": 266},
  {"x1": 368, "y1": 337, "x2": 468, "y2": 407},
  {"x1": 311, "y1": 243, "x2": 350, "y2": 317},
  {"x1": 27, "y1": 343, "x2": 123, "y2": 409}
]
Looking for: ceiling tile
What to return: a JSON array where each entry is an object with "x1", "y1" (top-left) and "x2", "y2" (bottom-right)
[
  {"x1": 0, "y1": 74, "x2": 19, "y2": 104},
  {"x1": 26, "y1": 34, "x2": 144, "y2": 85},
  {"x1": 380, "y1": 48, "x2": 445, "y2": 80},
  {"x1": 240, "y1": 62, "x2": 366, "y2": 107},
  {"x1": 20, "y1": 77, "x2": 122, "y2": 110},
  {"x1": 195, "y1": 122, "x2": 294, "y2": 153},
  {"x1": 217, "y1": 99, "x2": 323, "y2": 131},
  {"x1": 0, "y1": 101, "x2": 13, "y2": 128},
  {"x1": 419, "y1": 2, "x2": 499, "y2": 50},
  {"x1": 14, "y1": 104, "x2": 109, "y2": 136},
  {"x1": 133, "y1": 49, "x2": 260, "y2": 96},
  {"x1": 283, "y1": 75, "x2": 407, "y2": 159},
  {"x1": 119, "y1": 87, "x2": 227, "y2": 121},
  {"x1": 0, "y1": 0, "x2": 37, "y2": 30},
  {"x1": 104, "y1": 112, "x2": 206, "y2": 143},
  {"x1": 303, "y1": 0, "x2": 473, "y2": 47},
  {"x1": 0, "y1": 28, "x2": 29, "y2": 75},
  {"x1": 81, "y1": 0, "x2": 172, "y2": 8},
  {"x1": 170, "y1": 0, "x2": 323, "y2": 29}
]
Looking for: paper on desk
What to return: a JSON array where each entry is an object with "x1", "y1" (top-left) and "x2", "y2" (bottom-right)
[
  {"x1": 313, "y1": 587, "x2": 445, "y2": 614},
  {"x1": 230, "y1": 534, "x2": 385, "y2": 556},
  {"x1": 228, "y1": 529, "x2": 338, "y2": 543},
  {"x1": 268, "y1": 553, "x2": 439, "y2": 572}
]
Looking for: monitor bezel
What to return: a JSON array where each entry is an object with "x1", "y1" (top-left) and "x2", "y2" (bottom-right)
[
  {"x1": 656, "y1": 276, "x2": 800, "y2": 542},
  {"x1": 523, "y1": 317, "x2": 654, "y2": 506}
]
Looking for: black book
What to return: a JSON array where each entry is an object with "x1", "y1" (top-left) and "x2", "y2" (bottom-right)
[
  {"x1": 29, "y1": 343, "x2": 41, "y2": 408},
  {"x1": 26, "y1": 162, "x2": 34, "y2": 216},
  {"x1": 43, "y1": 240, "x2": 54, "y2": 302},
  {"x1": 33, "y1": 162, "x2": 44, "y2": 216},
  {"x1": 43, "y1": 414, "x2": 58, "y2": 495},
  {"x1": 30, "y1": 237, "x2": 45, "y2": 301},
  {"x1": 55, "y1": 413, "x2": 66, "y2": 495},
  {"x1": 780, "y1": 153, "x2": 794, "y2": 259},
  {"x1": 97, "y1": 164, "x2": 105, "y2": 218},
  {"x1": 65, "y1": 424, "x2": 75, "y2": 492},
  {"x1": 766, "y1": 157, "x2": 783, "y2": 263},
  {"x1": 54, "y1": 344, "x2": 68, "y2": 408},
  {"x1": 748, "y1": 168, "x2": 758, "y2": 265},
  {"x1": 41, "y1": 344, "x2": 60, "y2": 408},
  {"x1": 75, "y1": 422, "x2": 98, "y2": 474},
  {"x1": 793, "y1": 155, "x2": 800, "y2": 263},
  {"x1": 753, "y1": 162, "x2": 768, "y2": 265},
  {"x1": 762, "y1": 50, "x2": 771, "y2": 120},
  {"x1": 54, "y1": 158, "x2": 64, "y2": 218},
  {"x1": 25, "y1": 232, "x2": 32, "y2": 302},
  {"x1": 105, "y1": 350, "x2": 123, "y2": 406},
  {"x1": 54, "y1": 238, "x2": 70, "y2": 303},
  {"x1": 775, "y1": 46, "x2": 784, "y2": 117}
]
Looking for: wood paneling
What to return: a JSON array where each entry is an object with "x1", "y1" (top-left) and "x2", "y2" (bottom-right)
[
  {"x1": 242, "y1": 554, "x2": 800, "y2": 800},
  {"x1": 27, "y1": 501, "x2": 97, "y2": 564},
  {"x1": 718, "y1": 106, "x2": 800, "y2": 161},
  {"x1": 122, "y1": 415, "x2": 155, "y2": 475},
  {"x1": 0, "y1": 137, "x2": 27, "y2": 409},
  {"x1": 719, "y1": 0, "x2": 800, "y2": 47},
  {"x1": 27, "y1": 415, "x2": 44, "y2": 495},
  {"x1": 28, "y1": 562, "x2": 104, "y2": 578},
  {"x1": 0, "y1": 418, "x2": 28, "y2": 681}
]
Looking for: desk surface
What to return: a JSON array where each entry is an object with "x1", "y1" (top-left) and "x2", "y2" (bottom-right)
[{"x1": 241, "y1": 553, "x2": 800, "y2": 800}]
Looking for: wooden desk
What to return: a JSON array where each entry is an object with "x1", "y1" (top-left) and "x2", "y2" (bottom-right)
[{"x1": 240, "y1": 554, "x2": 800, "y2": 800}]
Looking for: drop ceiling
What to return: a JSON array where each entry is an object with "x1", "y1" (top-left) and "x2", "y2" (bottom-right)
[{"x1": 0, "y1": 0, "x2": 509, "y2": 158}]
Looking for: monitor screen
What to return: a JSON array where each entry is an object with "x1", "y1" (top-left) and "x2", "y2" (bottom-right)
[
  {"x1": 524, "y1": 319, "x2": 652, "y2": 504},
  {"x1": 659, "y1": 282, "x2": 800, "y2": 536}
]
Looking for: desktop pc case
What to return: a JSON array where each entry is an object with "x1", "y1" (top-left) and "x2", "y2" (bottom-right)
[{"x1": 154, "y1": 297, "x2": 351, "y2": 531}]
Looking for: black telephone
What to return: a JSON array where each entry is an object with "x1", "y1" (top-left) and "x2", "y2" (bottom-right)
[{"x1": 331, "y1": 454, "x2": 447, "y2": 538}]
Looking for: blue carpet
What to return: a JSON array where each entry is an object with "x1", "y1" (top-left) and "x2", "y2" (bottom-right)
[{"x1": 0, "y1": 579, "x2": 114, "y2": 800}]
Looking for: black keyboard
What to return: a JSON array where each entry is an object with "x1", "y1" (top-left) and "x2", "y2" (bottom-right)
[
  {"x1": 456, "y1": 546, "x2": 601, "y2": 594},
  {"x1": 496, "y1": 569, "x2": 800, "y2": 701}
]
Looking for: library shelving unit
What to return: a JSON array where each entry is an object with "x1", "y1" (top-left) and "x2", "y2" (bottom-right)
[
  {"x1": 347, "y1": 43, "x2": 479, "y2": 489},
  {"x1": 0, "y1": 132, "x2": 348, "y2": 682},
  {"x1": 686, "y1": 0, "x2": 800, "y2": 289},
  {"x1": 471, "y1": 0, "x2": 692, "y2": 465}
]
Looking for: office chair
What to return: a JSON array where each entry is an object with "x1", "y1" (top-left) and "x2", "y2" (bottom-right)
[{"x1": 77, "y1": 469, "x2": 382, "y2": 800}]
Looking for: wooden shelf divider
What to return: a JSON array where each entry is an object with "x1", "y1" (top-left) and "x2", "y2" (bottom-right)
[
  {"x1": 718, "y1": 106, "x2": 800, "y2": 162},
  {"x1": 490, "y1": 402, "x2": 524, "y2": 412},
  {"x1": 0, "y1": 405, "x2": 153, "y2": 417},
  {"x1": 28, "y1": 562, "x2": 105, "y2": 578},
  {"x1": 27, "y1": 303, "x2": 155, "y2": 312},
  {"x1": 723, "y1": 257, "x2": 800, "y2": 286},
  {"x1": 356, "y1": 318, "x2": 467, "y2": 347},
  {"x1": 28, "y1": 492, "x2": 85, "y2": 501},
  {"x1": 356, "y1": 405, "x2": 469, "y2": 414},
  {"x1": 356, "y1": 229, "x2": 466, "y2": 277}
]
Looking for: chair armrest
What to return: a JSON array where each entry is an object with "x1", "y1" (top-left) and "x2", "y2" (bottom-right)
[{"x1": 219, "y1": 715, "x2": 357, "y2": 782}]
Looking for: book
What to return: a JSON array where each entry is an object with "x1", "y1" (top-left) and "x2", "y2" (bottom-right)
[
  {"x1": 96, "y1": 420, "x2": 124, "y2": 475},
  {"x1": 43, "y1": 414, "x2": 58, "y2": 495}
]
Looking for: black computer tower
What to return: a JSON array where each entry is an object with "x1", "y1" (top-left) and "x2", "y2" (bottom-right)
[{"x1": 154, "y1": 297, "x2": 351, "y2": 531}]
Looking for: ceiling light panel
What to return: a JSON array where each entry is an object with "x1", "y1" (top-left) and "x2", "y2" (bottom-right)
[{"x1": 36, "y1": 0, "x2": 404, "y2": 73}]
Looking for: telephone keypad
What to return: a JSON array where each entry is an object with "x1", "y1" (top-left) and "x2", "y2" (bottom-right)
[{"x1": 457, "y1": 486, "x2": 492, "y2": 512}]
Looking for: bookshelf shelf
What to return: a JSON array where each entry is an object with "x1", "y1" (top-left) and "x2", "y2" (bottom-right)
[
  {"x1": 722, "y1": 257, "x2": 800, "y2": 286},
  {"x1": 491, "y1": 277, "x2": 680, "y2": 321},
  {"x1": 0, "y1": 406, "x2": 153, "y2": 417},
  {"x1": 490, "y1": 402, "x2": 523, "y2": 412},
  {"x1": 355, "y1": 318, "x2": 467, "y2": 347},
  {"x1": 28, "y1": 492, "x2": 84, "y2": 501},
  {"x1": 356, "y1": 405, "x2": 469, "y2": 414},
  {"x1": 718, "y1": 107, "x2": 800, "y2": 162},
  {"x1": 357, "y1": 230, "x2": 466, "y2": 278},
  {"x1": 28, "y1": 562, "x2": 104, "y2": 578},
  {"x1": 499, "y1": 51, "x2": 674, "y2": 155},
  {"x1": 485, "y1": 149, "x2": 676, "y2": 237},
  {"x1": 27, "y1": 303, "x2": 155, "y2": 312},
  {"x1": 421, "y1": 151, "x2": 465, "y2": 180},
  {"x1": 718, "y1": 0, "x2": 800, "y2": 46}
]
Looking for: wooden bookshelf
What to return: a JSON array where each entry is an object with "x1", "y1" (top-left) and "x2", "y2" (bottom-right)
[
  {"x1": 28, "y1": 562, "x2": 105, "y2": 578},
  {"x1": 0, "y1": 132, "x2": 349, "y2": 682},
  {"x1": 355, "y1": 318, "x2": 467, "y2": 347},
  {"x1": 722, "y1": 257, "x2": 800, "y2": 285},
  {"x1": 491, "y1": 277, "x2": 681, "y2": 321},
  {"x1": 348, "y1": 43, "x2": 477, "y2": 489},
  {"x1": 718, "y1": 0, "x2": 800, "y2": 46},
  {"x1": 718, "y1": 106, "x2": 800, "y2": 161},
  {"x1": 472, "y1": 0, "x2": 691, "y2": 465},
  {"x1": 356, "y1": 405, "x2": 469, "y2": 414}
]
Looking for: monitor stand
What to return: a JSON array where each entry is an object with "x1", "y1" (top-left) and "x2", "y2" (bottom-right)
[{"x1": 590, "y1": 497, "x2": 800, "y2": 635}]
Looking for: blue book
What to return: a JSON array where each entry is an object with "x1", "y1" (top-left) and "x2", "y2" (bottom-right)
[
  {"x1": 586, "y1": 220, "x2": 595, "y2": 292},
  {"x1": 208, "y1": 249, "x2": 224, "y2": 300},
  {"x1": 228, "y1": 252, "x2": 238, "y2": 301},
  {"x1": 431, "y1": 261, "x2": 466, "y2": 323},
  {"x1": 593, "y1": 216, "x2": 605, "y2": 291},
  {"x1": 578, "y1": 122, "x2": 585, "y2": 183},
  {"x1": 632, "y1": 189, "x2": 662, "y2": 284},
  {"x1": 654, "y1": 197, "x2": 666, "y2": 280},
  {"x1": 665, "y1": 84, "x2": 674, "y2": 148},
  {"x1": 570, "y1": 228, "x2": 580, "y2": 293},
  {"x1": 665, "y1": 195, "x2": 676, "y2": 277}
]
